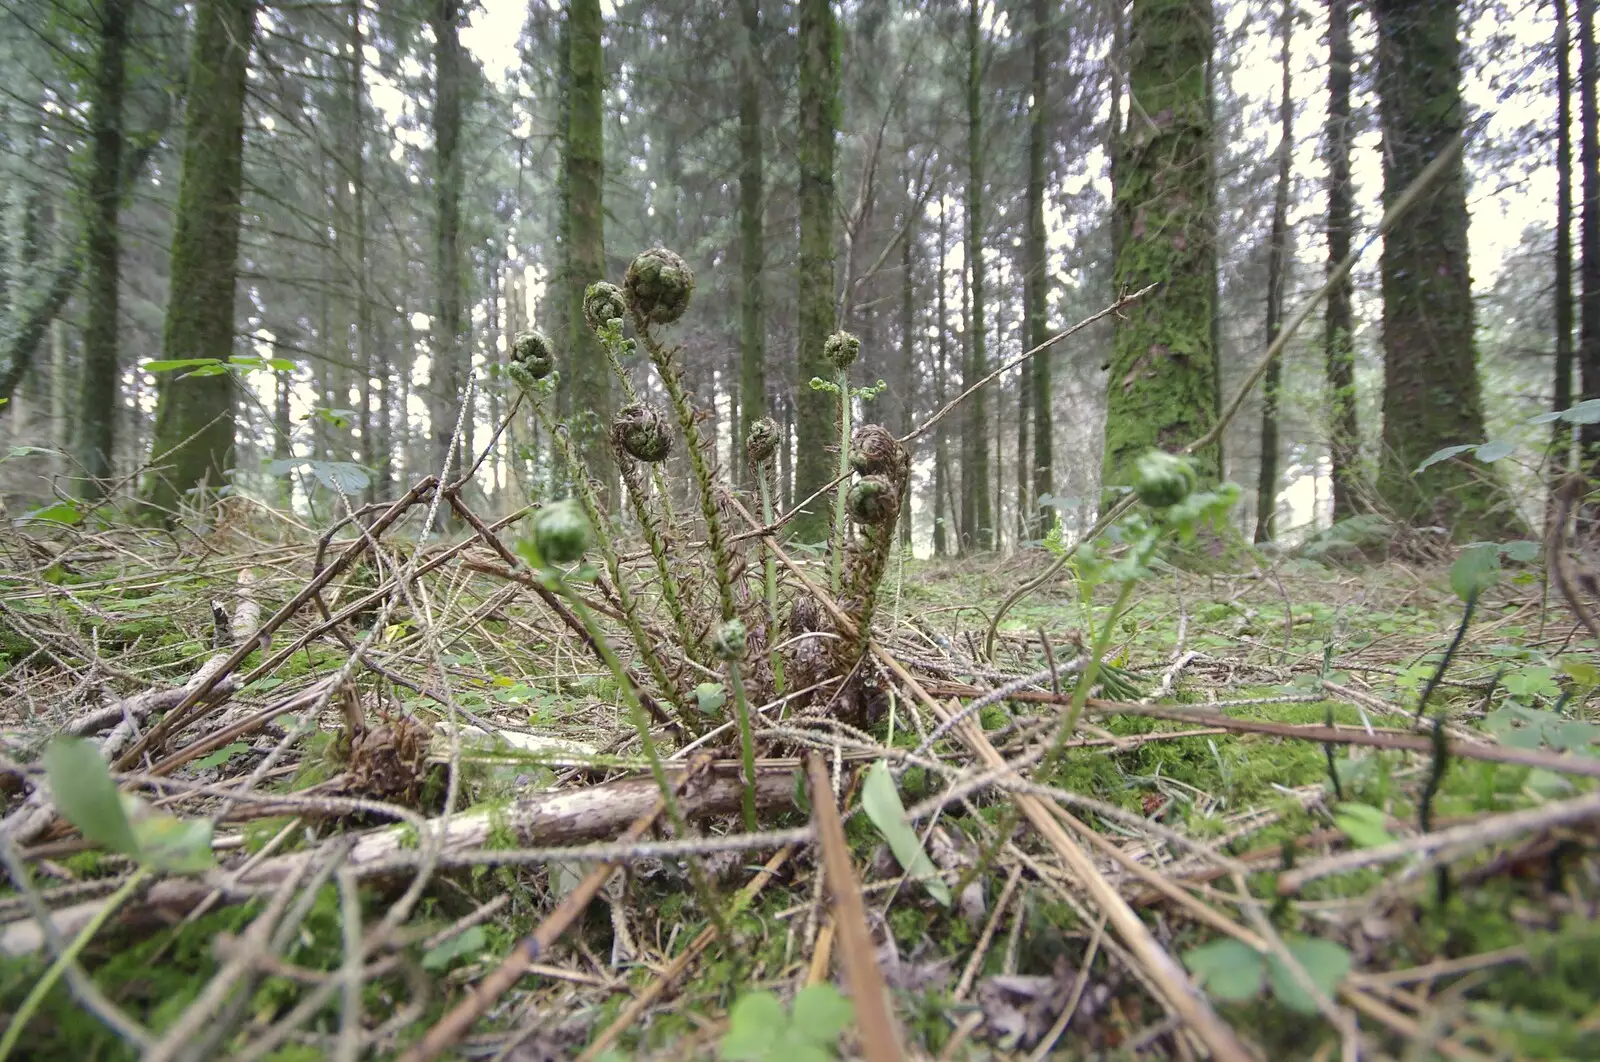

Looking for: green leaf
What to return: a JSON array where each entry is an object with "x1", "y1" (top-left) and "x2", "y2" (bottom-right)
[
  {"x1": 262, "y1": 358, "x2": 296, "y2": 372},
  {"x1": 1333, "y1": 803, "x2": 1394, "y2": 848},
  {"x1": 790, "y1": 984, "x2": 853, "y2": 1047},
  {"x1": 721, "y1": 991, "x2": 785, "y2": 1060},
  {"x1": 306, "y1": 461, "x2": 370, "y2": 493},
  {"x1": 1561, "y1": 398, "x2": 1600, "y2": 424},
  {"x1": 1450, "y1": 543, "x2": 1500, "y2": 601},
  {"x1": 194, "y1": 742, "x2": 250, "y2": 769},
  {"x1": 128, "y1": 807, "x2": 215, "y2": 873},
  {"x1": 1182, "y1": 938, "x2": 1264, "y2": 1001},
  {"x1": 1415, "y1": 444, "x2": 1476, "y2": 473},
  {"x1": 143, "y1": 358, "x2": 221, "y2": 372},
  {"x1": 1503, "y1": 666, "x2": 1559, "y2": 700},
  {"x1": 860, "y1": 760, "x2": 951, "y2": 905},
  {"x1": 43, "y1": 739, "x2": 139, "y2": 858},
  {"x1": 1265, "y1": 938, "x2": 1351, "y2": 1015},
  {"x1": 21, "y1": 502, "x2": 83, "y2": 526},
  {"x1": 1559, "y1": 657, "x2": 1600, "y2": 690},
  {"x1": 694, "y1": 682, "x2": 727, "y2": 715},
  {"x1": 180, "y1": 364, "x2": 230, "y2": 378},
  {"x1": 421, "y1": 925, "x2": 487, "y2": 971},
  {"x1": 1499, "y1": 539, "x2": 1540, "y2": 563},
  {"x1": 1472, "y1": 440, "x2": 1515, "y2": 463},
  {"x1": 4, "y1": 445, "x2": 56, "y2": 462}
]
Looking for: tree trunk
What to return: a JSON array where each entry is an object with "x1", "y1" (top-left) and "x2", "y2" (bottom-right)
[
  {"x1": 429, "y1": 0, "x2": 465, "y2": 485},
  {"x1": 1026, "y1": 0, "x2": 1052, "y2": 539},
  {"x1": 1325, "y1": 0, "x2": 1362, "y2": 522},
  {"x1": 900, "y1": 195, "x2": 916, "y2": 550},
  {"x1": 74, "y1": 0, "x2": 133, "y2": 500},
  {"x1": 1556, "y1": 0, "x2": 1577, "y2": 496},
  {"x1": 567, "y1": 0, "x2": 610, "y2": 494},
  {"x1": 1373, "y1": 0, "x2": 1509, "y2": 536},
  {"x1": 793, "y1": 0, "x2": 840, "y2": 541},
  {"x1": 1254, "y1": 0, "x2": 1293, "y2": 543},
  {"x1": 1102, "y1": 0, "x2": 1219, "y2": 494},
  {"x1": 738, "y1": 0, "x2": 765, "y2": 483},
  {"x1": 964, "y1": 0, "x2": 993, "y2": 551},
  {"x1": 138, "y1": 0, "x2": 256, "y2": 521},
  {"x1": 1580, "y1": 0, "x2": 1600, "y2": 505},
  {"x1": 933, "y1": 198, "x2": 951, "y2": 557}
]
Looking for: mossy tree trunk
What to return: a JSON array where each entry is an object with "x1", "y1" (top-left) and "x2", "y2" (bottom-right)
[
  {"x1": 1025, "y1": 0, "x2": 1052, "y2": 539},
  {"x1": 428, "y1": 0, "x2": 465, "y2": 484},
  {"x1": 1579, "y1": 0, "x2": 1600, "y2": 510},
  {"x1": 138, "y1": 0, "x2": 256, "y2": 521},
  {"x1": 737, "y1": 0, "x2": 765, "y2": 485},
  {"x1": 1102, "y1": 0, "x2": 1219, "y2": 495},
  {"x1": 1254, "y1": 0, "x2": 1293, "y2": 543},
  {"x1": 963, "y1": 0, "x2": 993, "y2": 552},
  {"x1": 74, "y1": 0, "x2": 133, "y2": 500},
  {"x1": 567, "y1": 0, "x2": 610, "y2": 494},
  {"x1": 900, "y1": 191, "x2": 916, "y2": 549},
  {"x1": 1373, "y1": 0, "x2": 1508, "y2": 536},
  {"x1": 1324, "y1": 0, "x2": 1362, "y2": 522},
  {"x1": 792, "y1": 0, "x2": 839, "y2": 542},
  {"x1": 344, "y1": 0, "x2": 376, "y2": 503},
  {"x1": 933, "y1": 198, "x2": 952, "y2": 557},
  {"x1": 1555, "y1": 0, "x2": 1576, "y2": 495}
]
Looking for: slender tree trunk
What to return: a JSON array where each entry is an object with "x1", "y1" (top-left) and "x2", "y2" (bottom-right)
[
  {"x1": 567, "y1": 0, "x2": 610, "y2": 494},
  {"x1": 1026, "y1": 0, "x2": 1053, "y2": 539},
  {"x1": 429, "y1": 0, "x2": 465, "y2": 484},
  {"x1": 964, "y1": 0, "x2": 993, "y2": 551},
  {"x1": 1102, "y1": 0, "x2": 1219, "y2": 493},
  {"x1": 793, "y1": 0, "x2": 840, "y2": 540},
  {"x1": 1580, "y1": 0, "x2": 1600, "y2": 505},
  {"x1": 933, "y1": 199, "x2": 951, "y2": 557},
  {"x1": 1374, "y1": 0, "x2": 1511, "y2": 536},
  {"x1": 1325, "y1": 0, "x2": 1362, "y2": 522},
  {"x1": 738, "y1": 0, "x2": 765, "y2": 481},
  {"x1": 1556, "y1": 0, "x2": 1576, "y2": 496},
  {"x1": 900, "y1": 197, "x2": 916, "y2": 550},
  {"x1": 344, "y1": 0, "x2": 377, "y2": 503},
  {"x1": 75, "y1": 0, "x2": 133, "y2": 500},
  {"x1": 1254, "y1": 0, "x2": 1293, "y2": 543},
  {"x1": 139, "y1": 0, "x2": 257, "y2": 521}
]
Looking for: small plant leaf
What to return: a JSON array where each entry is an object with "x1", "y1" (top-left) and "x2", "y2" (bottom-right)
[
  {"x1": 1333, "y1": 803, "x2": 1394, "y2": 848},
  {"x1": 194, "y1": 742, "x2": 250, "y2": 769},
  {"x1": 1182, "y1": 938, "x2": 1264, "y2": 1001},
  {"x1": 1265, "y1": 938, "x2": 1352, "y2": 1015},
  {"x1": 20, "y1": 502, "x2": 83, "y2": 526},
  {"x1": 1499, "y1": 539, "x2": 1540, "y2": 563},
  {"x1": 1450, "y1": 543, "x2": 1500, "y2": 601},
  {"x1": 790, "y1": 984, "x2": 853, "y2": 1047},
  {"x1": 1472, "y1": 440, "x2": 1515, "y2": 463},
  {"x1": 720, "y1": 991, "x2": 785, "y2": 1060},
  {"x1": 143, "y1": 358, "x2": 221, "y2": 372},
  {"x1": 43, "y1": 738, "x2": 139, "y2": 858},
  {"x1": 128, "y1": 809, "x2": 215, "y2": 873},
  {"x1": 1415, "y1": 444, "x2": 1476, "y2": 473},
  {"x1": 421, "y1": 925, "x2": 487, "y2": 970},
  {"x1": 861, "y1": 760, "x2": 951, "y2": 905},
  {"x1": 1561, "y1": 398, "x2": 1600, "y2": 423},
  {"x1": 694, "y1": 682, "x2": 727, "y2": 714}
]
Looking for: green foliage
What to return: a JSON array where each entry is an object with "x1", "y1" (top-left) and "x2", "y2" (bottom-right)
[
  {"x1": 861, "y1": 760, "x2": 950, "y2": 905},
  {"x1": 720, "y1": 984, "x2": 853, "y2": 1061},
  {"x1": 1183, "y1": 936, "x2": 1350, "y2": 1016},
  {"x1": 45, "y1": 738, "x2": 213, "y2": 873}
]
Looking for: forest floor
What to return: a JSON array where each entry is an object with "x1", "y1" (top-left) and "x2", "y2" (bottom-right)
[{"x1": 0, "y1": 503, "x2": 1598, "y2": 1061}]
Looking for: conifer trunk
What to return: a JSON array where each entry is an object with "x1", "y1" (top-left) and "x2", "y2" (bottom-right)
[
  {"x1": 139, "y1": 0, "x2": 257, "y2": 520},
  {"x1": 793, "y1": 0, "x2": 840, "y2": 541},
  {"x1": 738, "y1": 0, "x2": 765, "y2": 481},
  {"x1": 567, "y1": 0, "x2": 610, "y2": 493},
  {"x1": 1254, "y1": 0, "x2": 1292, "y2": 543},
  {"x1": 429, "y1": 0, "x2": 465, "y2": 483},
  {"x1": 1579, "y1": 0, "x2": 1600, "y2": 501},
  {"x1": 964, "y1": 0, "x2": 993, "y2": 551},
  {"x1": 1325, "y1": 0, "x2": 1362, "y2": 521},
  {"x1": 1026, "y1": 0, "x2": 1052, "y2": 539},
  {"x1": 1556, "y1": 0, "x2": 1576, "y2": 492},
  {"x1": 934, "y1": 199, "x2": 952, "y2": 557}
]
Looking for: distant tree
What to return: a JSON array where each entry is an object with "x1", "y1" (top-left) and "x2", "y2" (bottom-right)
[
  {"x1": 963, "y1": 0, "x2": 993, "y2": 552},
  {"x1": 738, "y1": 0, "x2": 766, "y2": 483},
  {"x1": 1555, "y1": 0, "x2": 1575, "y2": 494},
  {"x1": 1580, "y1": 0, "x2": 1600, "y2": 503},
  {"x1": 567, "y1": 0, "x2": 610, "y2": 491},
  {"x1": 1254, "y1": 0, "x2": 1293, "y2": 542},
  {"x1": 1102, "y1": 0, "x2": 1220, "y2": 492},
  {"x1": 1324, "y1": 0, "x2": 1362, "y2": 521},
  {"x1": 1025, "y1": 0, "x2": 1053, "y2": 539},
  {"x1": 1372, "y1": 0, "x2": 1508, "y2": 535},
  {"x1": 793, "y1": 0, "x2": 840, "y2": 541},
  {"x1": 139, "y1": 0, "x2": 257, "y2": 520},
  {"x1": 428, "y1": 0, "x2": 466, "y2": 483}
]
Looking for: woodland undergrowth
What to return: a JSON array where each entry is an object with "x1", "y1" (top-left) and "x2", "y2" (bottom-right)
[{"x1": 0, "y1": 249, "x2": 1597, "y2": 1061}]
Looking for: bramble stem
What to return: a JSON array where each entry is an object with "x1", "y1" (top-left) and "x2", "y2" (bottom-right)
[
  {"x1": 727, "y1": 662, "x2": 758, "y2": 830},
  {"x1": 830, "y1": 368, "x2": 850, "y2": 594}
]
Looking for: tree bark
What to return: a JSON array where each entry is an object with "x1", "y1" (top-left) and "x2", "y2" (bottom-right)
[
  {"x1": 1102, "y1": 0, "x2": 1219, "y2": 495},
  {"x1": 567, "y1": 0, "x2": 611, "y2": 495},
  {"x1": 934, "y1": 198, "x2": 952, "y2": 557},
  {"x1": 1325, "y1": 0, "x2": 1362, "y2": 522},
  {"x1": 1580, "y1": 0, "x2": 1600, "y2": 502},
  {"x1": 138, "y1": 0, "x2": 257, "y2": 521},
  {"x1": 429, "y1": 0, "x2": 466, "y2": 486},
  {"x1": 964, "y1": 0, "x2": 993, "y2": 551},
  {"x1": 1557, "y1": 0, "x2": 1577, "y2": 494},
  {"x1": 793, "y1": 0, "x2": 840, "y2": 541},
  {"x1": 1254, "y1": 0, "x2": 1293, "y2": 543},
  {"x1": 1373, "y1": 0, "x2": 1510, "y2": 537},
  {"x1": 1026, "y1": 0, "x2": 1053, "y2": 540},
  {"x1": 738, "y1": 0, "x2": 766, "y2": 485}
]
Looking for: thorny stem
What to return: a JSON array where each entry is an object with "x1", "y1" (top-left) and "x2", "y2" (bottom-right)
[
  {"x1": 617, "y1": 454, "x2": 698, "y2": 660},
  {"x1": 0, "y1": 866, "x2": 150, "y2": 1061},
  {"x1": 830, "y1": 366, "x2": 851, "y2": 594},
  {"x1": 636, "y1": 321, "x2": 737, "y2": 621},
  {"x1": 727, "y1": 662, "x2": 759, "y2": 830},
  {"x1": 758, "y1": 461, "x2": 785, "y2": 693}
]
